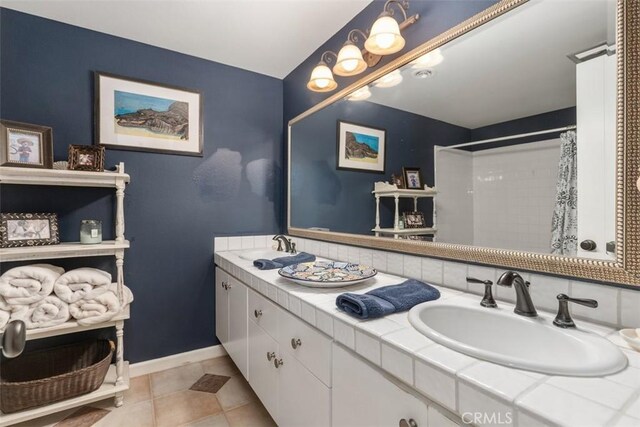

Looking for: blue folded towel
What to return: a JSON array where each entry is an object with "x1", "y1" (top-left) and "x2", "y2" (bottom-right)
[
  {"x1": 336, "y1": 279, "x2": 440, "y2": 319},
  {"x1": 253, "y1": 252, "x2": 316, "y2": 270}
]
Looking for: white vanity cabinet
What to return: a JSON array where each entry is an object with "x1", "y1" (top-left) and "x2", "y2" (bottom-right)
[
  {"x1": 216, "y1": 265, "x2": 455, "y2": 427},
  {"x1": 215, "y1": 268, "x2": 248, "y2": 377},
  {"x1": 246, "y1": 288, "x2": 331, "y2": 427},
  {"x1": 332, "y1": 343, "x2": 430, "y2": 427}
]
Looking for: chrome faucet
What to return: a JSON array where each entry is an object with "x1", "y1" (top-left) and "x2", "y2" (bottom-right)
[
  {"x1": 496, "y1": 271, "x2": 537, "y2": 317},
  {"x1": 273, "y1": 234, "x2": 293, "y2": 253}
]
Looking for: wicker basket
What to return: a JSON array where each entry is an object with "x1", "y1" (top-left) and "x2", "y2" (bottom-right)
[{"x1": 0, "y1": 339, "x2": 115, "y2": 414}]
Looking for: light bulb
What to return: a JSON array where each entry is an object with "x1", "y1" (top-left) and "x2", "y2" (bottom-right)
[
  {"x1": 315, "y1": 79, "x2": 329, "y2": 89},
  {"x1": 342, "y1": 59, "x2": 359, "y2": 72},
  {"x1": 375, "y1": 33, "x2": 395, "y2": 50}
]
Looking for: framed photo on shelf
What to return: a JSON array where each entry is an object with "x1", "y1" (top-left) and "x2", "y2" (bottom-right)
[
  {"x1": 0, "y1": 213, "x2": 60, "y2": 248},
  {"x1": 403, "y1": 211, "x2": 426, "y2": 229},
  {"x1": 403, "y1": 167, "x2": 424, "y2": 190},
  {"x1": 95, "y1": 71, "x2": 203, "y2": 156},
  {"x1": 0, "y1": 120, "x2": 53, "y2": 169},
  {"x1": 390, "y1": 173, "x2": 405, "y2": 189},
  {"x1": 68, "y1": 145, "x2": 105, "y2": 172},
  {"x1": 336, "y1": 120, "x2": 386, "y2": 173}
]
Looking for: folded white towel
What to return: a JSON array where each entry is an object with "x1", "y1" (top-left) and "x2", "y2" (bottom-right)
[
  {"x1": 0, "y1": 264, "x2": 64, "y2": 305},
  {"x1": 69, "y1": 284, "x2": 133, "y2": 326},
  {"x1": 24, "y1": 295, "x2": 70, "y2": 329},
  {"x1": 54, "y1": 268, "x2": 112, "y2": 303}
]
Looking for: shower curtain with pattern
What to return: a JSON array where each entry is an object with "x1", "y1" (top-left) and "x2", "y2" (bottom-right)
[{"x1": 550, "y1": 130, "x2": 578, "y2": 256}]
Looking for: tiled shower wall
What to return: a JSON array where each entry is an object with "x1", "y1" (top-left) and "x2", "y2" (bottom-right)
[
  {"x1": 436, "y1": 139, "x2": 561, "y2": 253},
  {"x1": 214, "y1": 235, "x2": 640, "y2": 331}
]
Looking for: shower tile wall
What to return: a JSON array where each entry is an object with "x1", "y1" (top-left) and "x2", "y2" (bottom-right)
[
  {"x1": 436, "y1": 139, "x2": 561, "y2": 253},
  {"x1": 472, "y1": 139, "x2": 561, "y2": 252}
]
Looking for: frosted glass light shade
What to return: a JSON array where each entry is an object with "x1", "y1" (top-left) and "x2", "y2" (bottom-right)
[
  {"x1": 411, "y1": 49, "x2": 444, "y2": 69},
  {"x1": 307, "y1": 62, "x2": 338, "y2": 92},
  {"x1": 373, "y1": 69, "x2": 403, "y2": 88},
  {"x1": 365, "y1": 13, "x2": 405, "y2": 55},
  {"x1": 347, "y1": 86, "x2": 371, "y2": 101},
  {"x1": 334, "y1": 42, "x2": 367, "y2": 76}
]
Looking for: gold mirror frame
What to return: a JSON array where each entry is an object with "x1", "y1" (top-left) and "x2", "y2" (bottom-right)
[{"x1": 288, "y1": 0, "x2": 640, "y2": 286}]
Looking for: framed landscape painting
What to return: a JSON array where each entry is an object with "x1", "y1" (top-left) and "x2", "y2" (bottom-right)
[
  {"x1": 95, "y1": 72, "x2": 203, "y2": 156},
  {"x1": 336, "y1": 120, "x2": 386, "y2": 173}
]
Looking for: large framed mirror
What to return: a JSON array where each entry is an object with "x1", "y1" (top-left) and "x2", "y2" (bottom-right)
[{"x1": 288, "y1": 0, "x2": 640, "y2": 285}]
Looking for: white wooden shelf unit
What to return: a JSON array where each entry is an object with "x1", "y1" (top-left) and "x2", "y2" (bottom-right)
[
  {"x1": 0, "y1": 163, "x2": 131, "y2": 424},
  {"x1": 372, "y1": 182, "x2": 438, "y2": 239}
]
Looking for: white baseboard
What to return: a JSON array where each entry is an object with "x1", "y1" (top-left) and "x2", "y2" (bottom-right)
[{"x1": 129, "y1": 345, "x2": 227, "y2": 378}]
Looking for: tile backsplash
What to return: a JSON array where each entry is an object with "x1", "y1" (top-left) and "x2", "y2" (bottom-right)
[{"x1": 214, "y1": 235, "x2": 640, "y2": 329}]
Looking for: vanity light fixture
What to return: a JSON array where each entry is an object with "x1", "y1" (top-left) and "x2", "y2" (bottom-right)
[
  {"x1": 410, "y1": 48, "x2": 444, "y2": 69},
  {"x1": 373, "y1": 69, "x2": 403, "y2": 88},
  {"x1": 333, "y1": 30, "x2": 369, "y2": 77},
  {"x1": 346, "y1": 86, "x2": 372, "y2": 101},
  {"x1": 306, "y1": 0, "x2": 419, "y2": 92},
  {"x1": 307, "y1": 53, "x2": 338, "y2": 92},
  {"x1": 365, "y1": 0, "x2": 416, "y2": 55}
]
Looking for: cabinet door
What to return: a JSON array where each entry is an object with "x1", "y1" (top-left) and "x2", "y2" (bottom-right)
[
  {"x1": 277, "y1": 348, "x2": 331, "y2": 427},
  {"x1": 227, "y1": 276, "x2": 248, "y2": 377},
  {"x1": 332, "y1": 343, "x2": 429, "y2": 427},
  {"x1": 215, "y1": 268, "x2": 229, "y2": 345},
  {"x1": 277, "y1": 307, "x2": 332, "y2": 386},
  {"x1": 248, "y1": 320, "x2": 279, "y2": 422}
]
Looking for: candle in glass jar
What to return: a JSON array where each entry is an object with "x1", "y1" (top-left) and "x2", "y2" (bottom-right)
[{"x1": 80, "y1": 220, "x2": 102, "y2": 244}]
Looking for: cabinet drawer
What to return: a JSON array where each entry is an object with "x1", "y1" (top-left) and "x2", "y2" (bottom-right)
[
  {"x1": 278, "y1": 308, "x2": 332, "y2": 386},
  {"x1": 248, "y1": 288, "x2": 278, "y2": 339}
]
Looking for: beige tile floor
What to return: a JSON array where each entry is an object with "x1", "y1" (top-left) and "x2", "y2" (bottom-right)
[{"x1": 14, "y1": 356, "x2": 277, "y2": 427}]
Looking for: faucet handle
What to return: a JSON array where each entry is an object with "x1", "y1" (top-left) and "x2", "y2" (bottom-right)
[
  {"x1": 553, "y1": 294, "x2": 598, "y2": 328},
  {"x1": 290, "y1": 241, "x2": 297, "y2": 254},
  {"x1": 466, "y1": 277, "x2": 496, "y2": 308}
]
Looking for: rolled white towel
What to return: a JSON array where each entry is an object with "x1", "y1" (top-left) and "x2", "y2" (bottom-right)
[
  {"x1": 0, "y1": 264, "x2": 64, "y2": 305},
  {"x1": 0, "y1": 296, "x2": 9, "y2": 330},
  {"x1": 0, "y1": 296, "x2": 29, "y2": 330},
  {"x1": 69, "y1": 284, "x2": 133, "y2": 326},
  {"x1": 54, "y1": 268, "x2": 112, "y2": 303},
  {"x1": 24, "y1": 295, "x2": 70, "y2": 329}
]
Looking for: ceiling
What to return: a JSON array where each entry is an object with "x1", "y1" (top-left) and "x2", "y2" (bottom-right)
[
  {"x1": 2, "y1": 0, "x2": 372, "y2": 79},
  {"x1": 364, "y1": 0, "x2": 616, "y2": 129}
]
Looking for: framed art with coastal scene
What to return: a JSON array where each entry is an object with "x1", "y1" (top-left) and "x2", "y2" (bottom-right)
[
  {"x1": 0, "y1": 120, "x2": 53, "y2": 169},
  {"x1": 95, "y1": 72, "x2": 203, "y2": 156},
  {"x1": 336, "y1": 120, "x2": 386, "y2": 173}
]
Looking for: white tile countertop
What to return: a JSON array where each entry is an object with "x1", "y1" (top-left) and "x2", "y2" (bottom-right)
[{"x1": 214, "y1": 249, "x2": 640, "y2": 427}]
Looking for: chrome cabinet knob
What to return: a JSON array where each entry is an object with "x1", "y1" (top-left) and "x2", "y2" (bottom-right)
[
  {"x1": 580, "y1": 240, "x2": 597, "y2": 251},
  {"x1": 399, "y1": 418, "x2": 418, "y2": 427},
  {"x1": 266, "y1": 351, "x2": 275, "y2": 361},
  {"x1": 291, "y1": 338, "x2": 302, "y2": 349},
  {"x1": 274, "y1": 358, "x2": 284, "y2": 368},
  {"x1": 254, "y1": 309, "x2": 263, "y2": 318}
]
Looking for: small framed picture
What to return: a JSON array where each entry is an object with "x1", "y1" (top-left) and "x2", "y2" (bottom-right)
[
  {"x1": 0, "y1": 213, "x2": 60, "y2": 248},
  {"x1": 336, "y1": 120, "x2": 386, "y2": 173},
  {"x1": 403, "y1": 167, "x2": 424, "y2": 190},
  {"x1": 390, "y1": 173, "x2": 405, "y2": 189},
  {"x1": 68, "y1": 145, "x2": 105, "y2": 172},
  {"x1": 0, "y1": 120, "x2": 53, "y2": 169},
  {"x1": 403, "y1": 211, "x2": 426, "y2": 228}
]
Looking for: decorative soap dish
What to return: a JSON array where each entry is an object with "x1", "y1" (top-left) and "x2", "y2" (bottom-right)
[
  {"x1": 278, "y1": 261, "x2": 377, "y2": 288},
  {"x1": 619, "y1": 329, "x2": 640, "y2": 352}
]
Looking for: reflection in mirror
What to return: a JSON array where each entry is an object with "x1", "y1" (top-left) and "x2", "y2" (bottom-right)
[{"x1": 290, "y1": 0, "x2": 618, "y2": 261}]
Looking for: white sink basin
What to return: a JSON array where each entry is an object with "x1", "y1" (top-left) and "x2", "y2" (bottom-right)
[
  {"x1": 408, "y1": 297, "x2": 627, "y2": 376},
  {"x1": 238, "y1": 249, "x2": 295, "y2": 261}
]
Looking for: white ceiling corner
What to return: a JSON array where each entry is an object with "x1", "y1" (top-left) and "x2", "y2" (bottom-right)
[{"x1": 2, "y1": 0, "x2": 373, "y2": 79}]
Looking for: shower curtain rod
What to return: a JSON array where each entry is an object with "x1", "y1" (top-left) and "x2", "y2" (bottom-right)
[{"x1": 441, "y1": 125, "x2": 577, "y2": 150}]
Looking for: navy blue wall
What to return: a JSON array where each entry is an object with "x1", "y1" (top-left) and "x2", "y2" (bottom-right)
[
  {"x1": 0, "y1": 8, "x2": 283, "y2": 363},
  {"x1": 290, "y1": 99, "x2": 468, "y2": 234}
]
